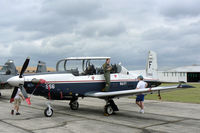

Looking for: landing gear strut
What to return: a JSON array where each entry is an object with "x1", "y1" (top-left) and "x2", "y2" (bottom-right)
[
  {"x1": 104, "y1": 99, "x2": 119, "y2": 115},
  {"x1": 69, "y1": 98, "x2": 79, "y2": 110},
  {"x1": 44, "y1": 102, "x2": 53, "y2": 117}
]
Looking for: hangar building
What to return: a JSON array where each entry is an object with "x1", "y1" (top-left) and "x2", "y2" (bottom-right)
[
  {"x1": 130, "y1": 51, "x2": 200, "y2": 83},
  {"x1": 158, "y1": 65, "x2": 200, "y2": 82}
]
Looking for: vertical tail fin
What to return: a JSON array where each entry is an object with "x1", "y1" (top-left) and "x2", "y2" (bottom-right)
[
  {"x1": 5, "y1": 60, "x2": 18, "y2": 75},
  {"x1": 36, "y1": 61, "x2": 47, "y2": 73},
  {"x1": 146, "y1": 51, "x2": 158, "y2": 79}
]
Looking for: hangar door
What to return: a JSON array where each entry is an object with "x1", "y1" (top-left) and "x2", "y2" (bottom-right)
[{"x1": 187, "y1": 72, "x2": 200, "y2": 82}]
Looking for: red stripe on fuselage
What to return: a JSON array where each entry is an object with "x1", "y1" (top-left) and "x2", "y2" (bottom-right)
[{"x1": 44, "y1": 79, "x2": 157, "y2": 84}]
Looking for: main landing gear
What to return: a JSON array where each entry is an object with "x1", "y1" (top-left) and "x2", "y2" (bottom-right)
[
  {"x1": 69, "y1": 98, "x2": 79, "y2": 110},
  {"x1": 104, "y1": 99, "x2": 119, "y2": 115},
  {"x1": 0, "y1": 92, "x2": 1, "y2": 97}
]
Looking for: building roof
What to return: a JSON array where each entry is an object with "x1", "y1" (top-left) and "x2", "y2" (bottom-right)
[{"x1": 168, "y1": 65, "x2": 200, "y2": 72}]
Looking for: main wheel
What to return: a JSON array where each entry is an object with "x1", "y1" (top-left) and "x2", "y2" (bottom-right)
[
  {"x1": 44, "y1": 107, "x2": 53, "y2": 117},
  {"x1": 104, "y1": 105, "x2": 114, "y2": 115},
  {"x1": 0, "y1": 92, "x2": 1, "y2": 97},
  {"x1": 70, "y1": 101, "x2": 79, "y2": 110}
]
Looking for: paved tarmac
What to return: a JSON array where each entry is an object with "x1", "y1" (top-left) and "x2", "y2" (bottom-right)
[{"x1": 0, "y1": 89, "x2": 200, "y2": 133}]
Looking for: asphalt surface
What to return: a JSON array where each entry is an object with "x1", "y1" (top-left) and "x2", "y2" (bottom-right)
[{"x1": 0, "y1": 89, "x2": 200, "y2": 133}]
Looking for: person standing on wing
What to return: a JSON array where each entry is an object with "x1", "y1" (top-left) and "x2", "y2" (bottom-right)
[
  {"x1": 102, "y1": 58, "x2": 112, "y2": 92},
  {"x1": 136, "y1": 75, "x2": 148, "y2": 114}
]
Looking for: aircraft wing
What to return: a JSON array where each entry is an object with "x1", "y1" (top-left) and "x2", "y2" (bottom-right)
[{"x1": 85, "y1": 84, "x2": 193, "y2": 98}]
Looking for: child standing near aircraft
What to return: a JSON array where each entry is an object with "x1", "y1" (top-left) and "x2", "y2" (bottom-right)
[
  {"x1": 136, "y1": 75, "x2": 147, "y2": 114},
  {"x1": 11, "y1": 88, "x2": 25, "y2": 115},
  {"x1": 102, "y1": 58, "x2": 112, "y2": 92}
]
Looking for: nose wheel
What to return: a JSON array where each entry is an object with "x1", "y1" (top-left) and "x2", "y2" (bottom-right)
[{"x1": 44, "y1": 102, "x2": 53, "y2": 117}]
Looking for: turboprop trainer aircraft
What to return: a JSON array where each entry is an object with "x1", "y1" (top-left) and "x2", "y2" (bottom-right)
[
  {"x1": 0, "y1": 60, "x2": 18, "y2": 96},
  {"x1": 7, "y1": 57, "x2": 193, "y2": 117}
]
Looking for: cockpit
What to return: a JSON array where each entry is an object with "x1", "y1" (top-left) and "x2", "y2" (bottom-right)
[{"x1": 56, "y1": 57, "x2": 122, "y2": 76}]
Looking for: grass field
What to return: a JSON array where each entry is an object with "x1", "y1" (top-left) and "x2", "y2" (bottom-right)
[{"x1": 132, "y1": 83, "x2": 200, "y2": 104}]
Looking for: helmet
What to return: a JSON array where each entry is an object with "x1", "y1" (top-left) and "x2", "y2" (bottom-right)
[{"x1": 137, "y1": 75, "x2": 143, "y2": 80}]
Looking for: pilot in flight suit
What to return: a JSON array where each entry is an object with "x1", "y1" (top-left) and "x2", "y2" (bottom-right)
[{"x1": 102, "y1": 58, "x2": 112, "y2": 92}]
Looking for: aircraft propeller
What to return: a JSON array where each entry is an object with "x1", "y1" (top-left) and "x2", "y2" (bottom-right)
[{"x1": 9, "y1": 57, "x2": 31, "y2": 105}]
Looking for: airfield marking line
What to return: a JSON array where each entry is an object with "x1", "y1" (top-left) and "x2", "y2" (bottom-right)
[
  {"x1": 32, "y1": 119, "x2": 87, "y2": 132},
  {"x1": 118, "y1": 108, "x2": 200, "y2": 121},
  {"x1": 0, "y1": 119, "x2": 34, "y2": 133},
  {"x1": 1, "y1": 115, "x2": 51, "y2": 121},
  {"x1": 142, "y1": 118, "x2": 187, "y2": 129}
]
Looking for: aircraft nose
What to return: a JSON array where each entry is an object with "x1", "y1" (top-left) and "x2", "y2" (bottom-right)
[{"x1": 7, "y1": 76, "x2": 24, "y2": 87}]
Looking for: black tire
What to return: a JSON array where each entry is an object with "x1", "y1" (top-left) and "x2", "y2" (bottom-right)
[
  {"x1": 104, "y1": 105, "x2": 114, "y2": 115},
  {"x1": 0, "y1": 92, "x2": 1, "y2": 97},
  {"x1": 44, "y1": 107, "x2": 53, "y2": 117},
  {"x1": 70, "y1": 101, "x2": 79, "y2": 110}
]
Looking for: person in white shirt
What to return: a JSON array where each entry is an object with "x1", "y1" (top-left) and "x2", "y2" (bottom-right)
[
  {"x1": 11, "y1": 88, "x2": 25, "y2": 115},
  {"x1": 135, "y1": 75, "x2": 147, "y2": 114}
]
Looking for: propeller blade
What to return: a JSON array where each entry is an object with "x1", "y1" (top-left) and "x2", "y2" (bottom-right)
[
  {"x1": 10, "y1": 87, "x2": 18, "y2": 103},
  {"x1": 19, "y1": 85, "x2": 31, "y2": 105},
  {"x1": 19, "y1": 57, "x2": 30, "y2": 78}
]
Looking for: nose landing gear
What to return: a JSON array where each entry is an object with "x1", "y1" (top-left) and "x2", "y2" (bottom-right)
[{"x1": 44, "y1": 102, "x2": 53, "y2": 117}]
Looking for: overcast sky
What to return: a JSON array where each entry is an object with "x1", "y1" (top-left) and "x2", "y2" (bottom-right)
[{"x1": 0, "y1": 0, "x2": 200, "y2": 70}]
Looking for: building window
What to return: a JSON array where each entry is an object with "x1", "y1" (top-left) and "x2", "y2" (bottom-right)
[
  {"x1": 183, "y1": 73, "x2": 185, "y2": 76},
  {"x1": 172, "y1": 72, "x2": 173, "y2": 76},
  {"x1": 164, "y1": 72, "x2": 165, "y2": 76},
  {"x1": 180, "y1": 72, "x2": 182, "y2": 77}
]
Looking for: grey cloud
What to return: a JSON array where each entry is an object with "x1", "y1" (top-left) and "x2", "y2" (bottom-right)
[
  {"x1": 141, "y1": 27, "x2": 179, "y2": 41},
  {"x1": 158, "y1": 0, "x2": 200, "y2": 18},
  {"x1": 78, "y1": 21, "x2": 127, "y2": 37},
  {"x1": 181, "y1": 21, "x2": 200, "y2": 35},
  {"x1": 41, "y1": 0, "x2": 103, "y2": 18},
  {"x1": 0, "y1": 0, "x2": 200, "y2": 69},
  {"x1": 1, "y1": 0, "x2": 105, "y2": 41}
]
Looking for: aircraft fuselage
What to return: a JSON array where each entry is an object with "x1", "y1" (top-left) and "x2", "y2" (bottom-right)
[{"x1": 22, "y1": 72, "x2": 160, "y2": 100}]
